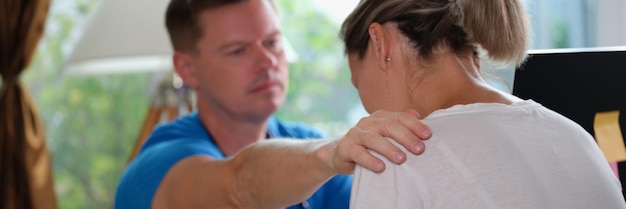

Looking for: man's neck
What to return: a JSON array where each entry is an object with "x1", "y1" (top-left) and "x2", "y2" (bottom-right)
[{"x1": 197, "y1": 106, "x2": 270, "y2": 156}]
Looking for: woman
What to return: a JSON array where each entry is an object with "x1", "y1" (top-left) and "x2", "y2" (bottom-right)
[{"x1": 341, "y1": 0, "x2": 626, "y2": 208}]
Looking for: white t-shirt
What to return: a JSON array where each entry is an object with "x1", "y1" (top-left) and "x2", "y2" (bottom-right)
[{"x1": 350, "y1": 100, "x2": 625, "y2": 209}]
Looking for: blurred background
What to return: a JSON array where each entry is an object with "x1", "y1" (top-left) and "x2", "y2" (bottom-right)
[{"x1": 18, "y1": 0, "x2": 626, "y2": 208}]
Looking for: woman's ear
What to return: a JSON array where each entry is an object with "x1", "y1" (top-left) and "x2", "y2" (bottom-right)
[
  {"x1": 172, "y1": 52, "x2": 199, "y2": 88},
  {"x1": 368, "y1": 22, "x2": 390, "y2": 71}
]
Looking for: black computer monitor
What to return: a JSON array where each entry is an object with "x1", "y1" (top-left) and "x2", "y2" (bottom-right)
[
  {"x1": 513, "y1": 48, "x2": 626, "y2": 135},
  {"x1": 512, "y1": 47, "x2": 626, "y2": 196}
]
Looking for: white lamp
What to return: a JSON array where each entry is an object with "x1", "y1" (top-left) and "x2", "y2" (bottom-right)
[
  {"x1": 64, "y1": 0, "x2": 298, "y2": 75},
  {"x1": 64, "y1": 0, "x2": 172, "y2": 75}
]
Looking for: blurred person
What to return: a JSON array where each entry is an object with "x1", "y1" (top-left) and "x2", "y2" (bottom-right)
[
  {"x1": 114, "y1": 0, "x2": 433, "y2": 208},
  {"x1": 341, "y1": 0, "x2": 626, "y2": 208}
]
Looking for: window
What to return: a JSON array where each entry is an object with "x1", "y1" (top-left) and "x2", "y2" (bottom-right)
[{"x1": 23, "y1": 0, "x2": 623, "y2": 208}]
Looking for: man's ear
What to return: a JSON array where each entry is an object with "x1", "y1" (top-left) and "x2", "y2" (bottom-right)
[
  {"x1": 368, "y1": 22, "x2": 390, "y2": 71},
  {"x1": 173, "y1": 51, "x2": 199, "y2": 88}
]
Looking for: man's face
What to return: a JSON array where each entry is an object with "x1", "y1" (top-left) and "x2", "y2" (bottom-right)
[{"x1": 183, "y1": 0, "x2": 288, "y2": 122}]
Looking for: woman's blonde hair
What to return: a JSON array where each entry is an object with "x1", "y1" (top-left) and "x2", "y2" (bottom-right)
[{"x1": 341, "y1": 0, "x2": 531, "y2": 67}]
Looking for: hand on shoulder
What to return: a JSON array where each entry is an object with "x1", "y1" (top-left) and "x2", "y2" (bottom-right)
[{"x1": 320, "y1": 110, "x2": 431, "y2": 174}]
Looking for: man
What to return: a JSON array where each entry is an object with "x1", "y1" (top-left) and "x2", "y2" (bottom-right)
[{"x1": 115, "y1": 0, "x2": 432, "y2": 208}]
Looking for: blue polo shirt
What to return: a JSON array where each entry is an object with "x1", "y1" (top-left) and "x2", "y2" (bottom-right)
[{"x1": 114, "y1": 112, "x2": 351, "y2": 209}]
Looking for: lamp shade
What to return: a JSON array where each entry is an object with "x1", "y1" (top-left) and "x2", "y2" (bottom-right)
[
  {"x1": 64, "y1": 0, "x2": 172, "y2": 75},
  {"x1": 65, "y1": 0, "x2": 298, "y2": 75}
]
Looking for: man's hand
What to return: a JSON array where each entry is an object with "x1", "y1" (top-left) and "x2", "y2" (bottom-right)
[{"x1": 324, "y1": 110, "x2": 432, "y2": 175}]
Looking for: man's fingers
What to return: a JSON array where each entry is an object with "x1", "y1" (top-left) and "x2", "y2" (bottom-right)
[
  {"x1": 407, "y1": 109, "x2": 420, "y2": 118},
  {"x1": 363, "y1": 110, "x2": 431, "y2": 155},
  {"x1": 338, "y1": 128, "x2": 405, "y2": 173},
  {"x1": 355, "y1": 115, "x2": 389, "y2": 136},
  {"x1": 366, "y1": 110, "x2": 432, "y2": 140},
  {"x1": 352, "y1": 147, "x2": 386, "y2": 173},
  {"x1": 383, "y1": 112, "x2": 430, "y2": 154},
  {"x1": 336, "y1": 110, "x2": 432, "y2": 174},
  {"x1": 362, "y1": 130, "x2": 407, "y2": 164},
  {"x1": 401, "y1": 110, "x2": 432, "y2": 139}
]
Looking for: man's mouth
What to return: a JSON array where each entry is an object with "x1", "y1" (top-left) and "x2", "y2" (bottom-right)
[{"x1": 249, "y1": 81, "x2": 282, "y2": 94}]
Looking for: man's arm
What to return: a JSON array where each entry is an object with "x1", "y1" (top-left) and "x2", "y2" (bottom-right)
[{"x1": 152, "y1": 110, "x2": 431, "y2": 209}]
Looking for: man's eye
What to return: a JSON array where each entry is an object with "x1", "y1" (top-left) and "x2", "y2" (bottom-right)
[
  {"x1": 230, "y1": 48, "x2": 245, "y2": 56},
  {"x1": 265, "y1": 39, "x2": 277, "y2": 47}
]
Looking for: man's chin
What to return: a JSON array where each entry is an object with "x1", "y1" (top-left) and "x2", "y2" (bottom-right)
[
  {"x1": 246, "y1": 93, "x2": 284, "y2": 113},
  {"x1": 247, "y1": 110, "x2": 278, "y2": 124},
  {"x1": 263, "y1": 101, "x2": 283, "y2": 116},
  {"x1": 264, "y1": 94, "x2": 285, "y2": 109},
  {"x1": 249, "y1": 101, "x2": 283, "y2": 119}
]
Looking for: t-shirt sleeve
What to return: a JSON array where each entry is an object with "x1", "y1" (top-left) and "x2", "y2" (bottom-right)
[
  {"x1": 114, "y1": 139, "x2": 220, "y2": 209},
  {"x1": 306, "y1": 174, "x2": 352, "y2": 209}
]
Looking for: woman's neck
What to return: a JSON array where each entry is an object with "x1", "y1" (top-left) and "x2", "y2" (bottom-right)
[{"x1": 405, "y1": 53, "x2": 519, "y2": 118}]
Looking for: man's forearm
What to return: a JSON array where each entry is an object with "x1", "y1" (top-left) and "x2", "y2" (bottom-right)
[{"x1": 228, "y1": 139, "x2": 338, "y2": 208}]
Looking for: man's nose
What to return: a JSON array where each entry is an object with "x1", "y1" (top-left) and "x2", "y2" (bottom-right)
[{"x1": 257, "y1": 44, "x2": 279, "y2": 71}]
